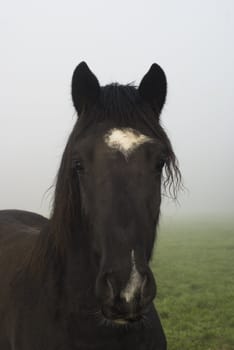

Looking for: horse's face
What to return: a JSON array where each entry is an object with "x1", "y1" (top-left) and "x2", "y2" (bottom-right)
[
  {"x1": 73, "y1": 123, "x2": 167, "y2": 322},
  {"x1": 70, "y1": 62, "x2": 174, "y2": 324}
]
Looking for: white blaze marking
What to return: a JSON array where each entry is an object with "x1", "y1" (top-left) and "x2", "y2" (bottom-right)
[
  {"x1": 104, "y1": 128, "x2": 153, "y2": 159},
  {"x1": 121, "y1": 250, "x2": 142, "y2": 303}
]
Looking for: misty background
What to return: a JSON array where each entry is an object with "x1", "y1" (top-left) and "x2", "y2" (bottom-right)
[{"x1": 0, "y1": 0, "x2": 233, "y2": 220}]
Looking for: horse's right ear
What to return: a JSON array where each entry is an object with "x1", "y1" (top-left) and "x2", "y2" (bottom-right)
[{"x1": 71, "y1": 62, "x2": 100, "y2": 115}]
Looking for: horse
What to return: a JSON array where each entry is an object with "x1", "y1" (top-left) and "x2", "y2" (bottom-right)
[{"x1": 0, "y1": 62, "x2": 181, "y2": 350}]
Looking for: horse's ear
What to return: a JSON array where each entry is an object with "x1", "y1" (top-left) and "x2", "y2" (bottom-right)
[
  {"x1": 71, "y1": 62, "x2": 100, "y2": 115},
  {"x1": 138, "y1": 63, "x2": 167, "y2": 116}
]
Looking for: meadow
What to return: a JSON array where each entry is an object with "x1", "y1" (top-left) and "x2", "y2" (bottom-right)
[{"x1": 152, "y1": 218, "x2": 234, "y2": 350}]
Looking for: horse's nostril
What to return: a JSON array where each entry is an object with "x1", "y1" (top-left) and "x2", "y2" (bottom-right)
[
  {"x1": 106, "y1": 278, "x2": 114, "y2": 300},
  {"x1": 140, "y1": 275, "x2": 148, "y2": 295},
  {"x1": 140, "y1": 271, "x2": 157, "y2": 307},
  {"x1": 95, "y1": 273, "x2": 116, "y2": 305}
]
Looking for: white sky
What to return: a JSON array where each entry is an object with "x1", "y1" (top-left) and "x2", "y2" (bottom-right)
[{"x1": 0, "y1": 0, "x2": 233, "y2": 219}]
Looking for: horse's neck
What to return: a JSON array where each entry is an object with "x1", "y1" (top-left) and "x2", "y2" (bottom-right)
[{"x1": 27, "y1": 225, "x2": 97, "y2": 310}]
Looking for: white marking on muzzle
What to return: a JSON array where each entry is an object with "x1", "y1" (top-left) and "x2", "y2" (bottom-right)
[
  {"x1": 121, "y1": 250, "x2": 142, "y2": 303},
  {"x1": 104, "y1": 128, "x2": 153, "y2": 159}
]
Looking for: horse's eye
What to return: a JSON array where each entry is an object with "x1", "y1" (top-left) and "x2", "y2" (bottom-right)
[
  {"x1": 73, "y1": 160, "x2": 84, "y2": 173},
  {"x1": 155, "y1": 159, "x2": 165, "y2": 172}
]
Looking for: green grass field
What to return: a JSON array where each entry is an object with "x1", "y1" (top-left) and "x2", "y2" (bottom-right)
[{"x1": 152, "y1": 219, "x2": 234, "y2": 350}]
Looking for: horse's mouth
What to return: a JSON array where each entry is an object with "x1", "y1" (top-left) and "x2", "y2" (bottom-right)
[
  {"x1": 112, "y1": 318, "x2": 129, "y2": 325},
  {"x1": 111, "y1": 314, "x2": 143, "y2": 325}
]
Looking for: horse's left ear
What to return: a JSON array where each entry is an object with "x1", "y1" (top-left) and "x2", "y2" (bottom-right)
[
  {"x1": 138, "y1": 63, "x2": 167, "y2": 115},
  {"x1": 71, "y1": 62, "x2": 100, "y2": 115}
]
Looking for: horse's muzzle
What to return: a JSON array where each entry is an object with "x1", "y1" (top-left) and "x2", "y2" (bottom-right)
[{"x1": 96, "y1": 267, "x2": 156, "y2": 324}]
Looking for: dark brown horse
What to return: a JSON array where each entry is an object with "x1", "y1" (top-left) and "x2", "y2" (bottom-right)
[{"x1": 0, "y1": 62, "x2": 180, "y2": 349}]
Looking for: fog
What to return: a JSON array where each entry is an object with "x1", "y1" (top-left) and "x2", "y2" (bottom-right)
[{"x1": 0, "y1": 0, "x2": 233, "y2": 219}]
